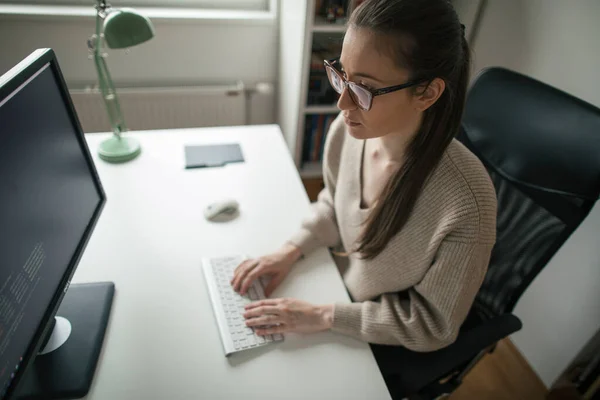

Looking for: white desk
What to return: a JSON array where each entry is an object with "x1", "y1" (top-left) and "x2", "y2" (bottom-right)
[{"x1": 77, "y1": 125, "x2": 391, "y2": 400}]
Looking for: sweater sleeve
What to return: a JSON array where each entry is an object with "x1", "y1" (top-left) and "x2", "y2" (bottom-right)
[
  {"x1": 288, "y1": 114, "x2": 345, "y2": 256},
  {"x1": 331, "y1": 240, "x2": 493, "y2": 351}
]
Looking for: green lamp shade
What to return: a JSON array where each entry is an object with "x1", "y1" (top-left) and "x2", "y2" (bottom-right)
[{"x1": 103, "y1": 8, "x2": 155, "y2": 49}]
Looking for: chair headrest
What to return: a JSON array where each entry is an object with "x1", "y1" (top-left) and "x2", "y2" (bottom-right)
[{"x1": 462, "y1": 67, "x2": 600, "y2": 200}]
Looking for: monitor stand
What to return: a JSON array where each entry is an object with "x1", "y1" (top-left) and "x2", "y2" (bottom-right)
[{"x1": 15, "y1": 282, "x2": 115, "y2": 400}]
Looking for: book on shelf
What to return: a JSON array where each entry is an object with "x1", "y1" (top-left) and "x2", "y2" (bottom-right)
[
  {"x1": 310, "y1": 52, "x2": 327, "y2": 71},
  {"x1": 308, "y1": 47, "x2": 339, "y2": 105},
  {"x1": 303, "y1": 113, "x2": 338, "y2": 164},
  {"x1": 314, "y1": 0, "x2": 364, "y2": 25}
]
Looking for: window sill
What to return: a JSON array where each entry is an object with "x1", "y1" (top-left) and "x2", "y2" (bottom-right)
[{"x1": 0, "y1": 4, "x2": 276, "y2": 23}]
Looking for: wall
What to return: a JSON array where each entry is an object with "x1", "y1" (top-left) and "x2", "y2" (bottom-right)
[
  {"x1": 470, "y1": 0, "x2": 600, "y2": 387},
  {"x1": 0, "y1": 11, "x2": 278, "y2": 122}
]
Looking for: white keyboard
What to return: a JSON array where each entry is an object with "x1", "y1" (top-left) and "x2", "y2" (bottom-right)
[{"x1": 201, "y1": 255, "x2": 284, "y2": 356}]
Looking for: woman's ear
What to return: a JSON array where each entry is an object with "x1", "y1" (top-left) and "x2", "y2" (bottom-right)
[{"x1": 414, "y1": 78, "x2": 445, "y2": 111}]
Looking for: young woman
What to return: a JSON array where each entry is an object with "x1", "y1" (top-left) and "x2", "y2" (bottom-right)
[{"x1": 232, "y1": 0, "x2": 496, "y2": 366}]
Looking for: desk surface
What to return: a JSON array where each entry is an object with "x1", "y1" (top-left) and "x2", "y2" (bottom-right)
[{"x1": 77, "y1": 125, "x2": 391, "y2": 400}]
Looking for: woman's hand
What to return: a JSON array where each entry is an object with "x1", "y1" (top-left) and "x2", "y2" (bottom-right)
[
  {"x1": 243, "y1": 298, "x2": 334, "y2": 336},
  {"x1": 231, "y1": 243, "x2": 302, "y2": 297}
]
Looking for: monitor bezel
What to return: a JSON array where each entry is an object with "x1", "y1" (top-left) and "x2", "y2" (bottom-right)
[{"x1": 0, "y1": 48, "x2": 107, "y2": 400}]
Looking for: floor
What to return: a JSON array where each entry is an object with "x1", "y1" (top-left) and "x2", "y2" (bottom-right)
[{"x1": 450, "y1": 339, "x2": 548, "y2": 400}]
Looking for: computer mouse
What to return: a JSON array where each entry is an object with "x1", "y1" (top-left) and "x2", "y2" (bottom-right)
[{"x1": 204, "y1": 199, "x2": 240, "y2": 221}]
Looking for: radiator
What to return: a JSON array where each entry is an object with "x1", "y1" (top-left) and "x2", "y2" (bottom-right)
[{"x1": 69, "y1": 82, "x2": 274, "y2": 133}]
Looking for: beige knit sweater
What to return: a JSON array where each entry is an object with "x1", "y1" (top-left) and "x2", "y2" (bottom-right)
[{"x1": 290, "y1": 114, "x2": 497, "y2": 351}]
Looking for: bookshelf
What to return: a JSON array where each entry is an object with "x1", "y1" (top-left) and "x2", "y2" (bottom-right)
[{"x1": 279, "y1": 0, "x2": 361, "y2": 179}]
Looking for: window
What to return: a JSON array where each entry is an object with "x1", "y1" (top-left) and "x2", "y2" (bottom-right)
[{"x1": 0, "y1": 0, "x2": 269, "y2": 11}]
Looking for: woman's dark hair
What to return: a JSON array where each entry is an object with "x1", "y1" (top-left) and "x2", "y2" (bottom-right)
[{"x1": 350, "y1": 0, "x2": 471, "y2": 259}]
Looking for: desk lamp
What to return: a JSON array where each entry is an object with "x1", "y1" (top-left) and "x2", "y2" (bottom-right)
[{"x1": 88, "y1": 0, "x2": 154, "y2": 163}]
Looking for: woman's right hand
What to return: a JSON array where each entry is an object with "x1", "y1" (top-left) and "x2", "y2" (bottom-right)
[{"x1": 231, "y1": 243, "x2": 302, "y2": 297}]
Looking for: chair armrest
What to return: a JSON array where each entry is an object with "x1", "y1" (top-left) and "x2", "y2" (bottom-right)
[
  {"x1": 451, "y1": 312, "x2": 523, "y2": 358},
  {"x1": 390, "y1": 313, "x2": 523, "y2": 392}
]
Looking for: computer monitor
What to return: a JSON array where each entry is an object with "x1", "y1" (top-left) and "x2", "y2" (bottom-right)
[{"x1": 0, "y1": 49, "x2": 113, "y2": 400}]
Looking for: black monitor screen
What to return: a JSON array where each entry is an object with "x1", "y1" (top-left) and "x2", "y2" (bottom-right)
[{"x1": 0, "y1": 60, "x2": 103, "y2": 398}]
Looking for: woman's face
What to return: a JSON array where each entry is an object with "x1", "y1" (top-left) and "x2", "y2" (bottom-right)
[{"x1": 337, "y1": 27, "x2": 425, "y2": 140}]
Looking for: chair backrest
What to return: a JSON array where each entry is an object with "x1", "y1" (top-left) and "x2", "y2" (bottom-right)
[{"x1": 458, "y1": 67, "x2": 600, "y2": 318}]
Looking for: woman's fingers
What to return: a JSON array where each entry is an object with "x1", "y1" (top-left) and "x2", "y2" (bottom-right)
[
  {"x1": 255, "y1": 324, "x2": 287, "y2": 336},
  {"x1": 245, "y1": 314, "x2": 281, "y2": 327},
  {"x1": 231, "y1": 259, "x2": 251, "y2": 287},
  {"x1": 245, "y1": 299, "x2": 281, "y2": 310},
  {"x1": 243, "y1": 306, "x2": 280, "y2": 319},
  {"x1": 231, "y1": 259, "x2": 258, "y2": 292},
  {"x1": 239, "y1": 265, "x2": 264, "y2": 295}
]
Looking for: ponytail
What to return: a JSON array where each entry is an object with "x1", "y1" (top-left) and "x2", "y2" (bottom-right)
[{"x1": 350, "y1": 0, "x2": 470, "y2": 259}]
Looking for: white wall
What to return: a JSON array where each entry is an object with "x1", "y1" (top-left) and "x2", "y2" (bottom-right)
[
  {"x1": 0, "y1": 14, "x2": 277, "y2": 88},
  {"x1": 0, "y1": 11, "x2": 278, "y2": 125},
  {"x1": 471, "y1": 0, "x2": 600, "y2": 387}
]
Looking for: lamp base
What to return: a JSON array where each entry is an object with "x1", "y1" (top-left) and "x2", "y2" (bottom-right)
[{"x1": 98, "y1": 135, "x2": 141, "y2": 163}]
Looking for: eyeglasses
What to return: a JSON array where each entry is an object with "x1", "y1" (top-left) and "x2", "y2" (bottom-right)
[{"x1": 324, "y1": 58, "x2": 428, "y2": 111}]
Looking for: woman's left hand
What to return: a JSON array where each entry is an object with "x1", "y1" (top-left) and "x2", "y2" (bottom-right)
[{"x1": 243, "y1": 298, "x2": 334, "y2": 336}]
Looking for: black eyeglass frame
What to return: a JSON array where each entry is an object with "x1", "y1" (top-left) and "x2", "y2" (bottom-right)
[{"x1": 324, "y1": 58, "x2": 431, "y2": 111}]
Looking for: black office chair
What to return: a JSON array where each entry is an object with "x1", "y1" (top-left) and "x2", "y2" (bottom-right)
[{"x1": 381, "y1": 67, "x2": 600, "y2": 400}]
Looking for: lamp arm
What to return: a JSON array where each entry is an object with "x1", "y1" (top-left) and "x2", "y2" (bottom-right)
[{"x1": 93, "y1": 9, "x2": 127, "y2": 135}]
